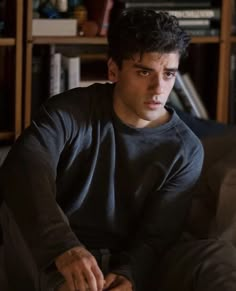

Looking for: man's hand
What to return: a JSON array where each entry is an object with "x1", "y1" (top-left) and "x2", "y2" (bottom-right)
[
  {"x1": 103, "y1": 273, "x2": 133, "y2": 291},
  {"x1": 55, "y1": 246, "x2": 105, "y2": 291}
]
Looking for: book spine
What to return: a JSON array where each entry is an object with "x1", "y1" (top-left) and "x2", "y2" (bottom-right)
[
  {"x1": 68, "y1": 56, "x2": 80, "y2": 89},
  {"x1": 99, "y1": 0, "x2": 113, "y2": 36},
  {"x1": 155, "y1": 9, "x2": 220, "y2": 20},
  {"x1": 182, "y1": 73, "x2": 209, "y2": 119},
  {"x1": 49, "y1": 49, "x2": 61, "y2": 97},
  {"x1": 85, "y1": 0, "x2": 114, "y2": 36},
  {"x1": 228, "y1": 52, "x2": 236, "y2": 123},
  {"x1": 62, "y1": 55, "x2": 81, "y2": 90},
  {"x1": 178, "y1": 19, "x2": 210, "y2": 28},
  {"x1": 174, "y1": 72, "x2": 201, "y2": 117},
  {"x1": 185, "y1": 29, "x2": 219, "y2": 36},
  {"x1": 167, "y1": 89, "x2": 185, "y2": 112},
  {"x1": 123, "y1": 2, "x2": 211, "y2": 8}
]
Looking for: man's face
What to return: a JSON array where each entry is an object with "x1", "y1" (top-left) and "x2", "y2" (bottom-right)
[{"x1": 108, "y1": 51, "x2": 179, "y2": 128}]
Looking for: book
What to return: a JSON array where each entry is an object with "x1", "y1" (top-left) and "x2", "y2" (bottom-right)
[
  {"x1": 185, "y1": 28, "x2": 219, "y2": 37},
  {"x1": 85, "y1": 0, "x2": 114, "y2": 36},
  {"x1": 155, "y1": 9, "x2": 220, "y2": 20},
  {"x1": 62, "y1": 55, "x2": 80, "y2": 90},
  {"x1": 174, "y1": 72, "x2": 201, "y2": 118},
  {"x1": 32, "y1": 19, "x2": 77, "y2": 36},
  {"x1": 121, "y1": 1, "x2": 211, "y2": 8},
  {"x1": 167, "y1": 89, "x2": 185, "y2": 112},
  {"x1": 228, "y1": 51, "x2": 236, "y2": 124},
  {"x1": 49, "y1": 47, "x2": 62, "y2": 97},
  {"x1": 182, "y1": 73, "x2": 209, "y2": 119},
  {"x1": 178, "y1": 19, "x2": 210, "y2": 28}
]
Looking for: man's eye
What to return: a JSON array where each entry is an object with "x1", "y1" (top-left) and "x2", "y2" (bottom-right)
[
  {"x1": 138, "y1": 70, "x2": 150, "y2": 76},
  {"x1": 165, "y1": 71, "x2": 176, "y2": 79}
]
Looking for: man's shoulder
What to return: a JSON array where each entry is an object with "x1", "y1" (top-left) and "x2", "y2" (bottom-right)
[
  {"x1": 36, "y1": 83, "x2": 114, "y2": 122},
  {"x1": 47, "y1": 82, "x2": 113, "y2": 108},
  {"x1": 173, "y1": 111, "x2": 203, "y2": 154}
]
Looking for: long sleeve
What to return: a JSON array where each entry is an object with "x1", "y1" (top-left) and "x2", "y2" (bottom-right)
[{"x1": 0, "y1": 103, "x2": 82, "y2": 270}]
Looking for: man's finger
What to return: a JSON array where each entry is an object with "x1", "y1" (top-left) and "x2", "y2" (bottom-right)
[
  {"x1": 91, "y1": 264, "x2": 105, "y2": 290},
  {"x1": 104, "y1": 273, "x2": 116, "y2": 289},
  {"x1": 72, "y1": 271, "x2": 87, "y2": 291},
  {"x1": 83, "y1": 268, "x2": 98, "y2": 291}
]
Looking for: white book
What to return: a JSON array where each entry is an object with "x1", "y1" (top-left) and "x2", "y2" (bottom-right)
[
  {"x1": 182, "y1": 73, "x2": 209, "y2": 120},
  {"x1": 168, "y1": 89, "x2": 185, "y2": 112},
  {"x1": 124, "y1": 2, "x2": 211, "y2": 8},
  {"x1": 178, "y1": 19, "x2": 210, "y2": 27},
  {"x1": 160, "y1": 9, "x2": 220, "y2": 19},
  {"x1": 49, "y1": 49, "x2": 61, "y2": 97},
  {"x1": 62, "y1": 55, "x2": 80, "y2": 90},
  {"x1": 174, "y1": 72, "x2": 201, "y2": 118},
  {"x1": 32, "y1": 19, "x2": 77, "y2": 36}
]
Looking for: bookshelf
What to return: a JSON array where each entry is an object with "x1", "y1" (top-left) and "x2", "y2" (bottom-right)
[
  {"x1": 0, "y1": 0, "x2": 23, "y2": 143},
  {"x1": 226, "y1": 0, "x2": 236, "y2": 124},
  {"x1": 23, "y1": 0, "x2": 233, "y2": 127}
]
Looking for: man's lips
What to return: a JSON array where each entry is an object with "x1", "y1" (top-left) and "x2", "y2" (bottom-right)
[
  {"x1": 144, "y1": 100, "x2": 162, "y2": 105},
  {"x1": 144, "y1": 100, "x2": 162, "y2": 109},
  {"x1": 144, "y1": 100, "x2": 161, "y2": 104}
]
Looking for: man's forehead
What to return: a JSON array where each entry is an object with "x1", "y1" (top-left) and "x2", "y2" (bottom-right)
[{"x1": 130, "y1": 51, "x2": 180, "y2": 65}]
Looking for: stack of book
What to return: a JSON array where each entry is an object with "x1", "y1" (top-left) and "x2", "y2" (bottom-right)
[
  {"x1": 43, "y1": 45, "x2": 108, "y2": 98},
  {"x1": 118, "y1": 0, "x2": 220, "y2": 36},
  {"x1": 168, "y1": 71, "x2": 209, "y2": 119},
  {"x1": 49, "y1": 46, "x2": 81, "y2": 97}
]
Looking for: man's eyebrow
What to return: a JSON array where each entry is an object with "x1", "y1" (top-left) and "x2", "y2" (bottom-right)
[
  {"x1": 165, "y1": 68, "x2": 178, "y2": 72},
  {"x1": 133, "y1": 64, "x2": 178, "y2": 72},
  {"x1": 133, "y1": 64, "x2": 154, "y2": 71}
]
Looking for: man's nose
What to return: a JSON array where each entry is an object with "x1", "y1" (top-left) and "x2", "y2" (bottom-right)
[{"x1": 149, "y1": 78, "x2": 164, "y2": 95}]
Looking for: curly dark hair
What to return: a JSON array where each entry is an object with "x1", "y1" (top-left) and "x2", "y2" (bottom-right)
[{"x1": 107, "y1": 9, "x2": 191, "y2": 68}]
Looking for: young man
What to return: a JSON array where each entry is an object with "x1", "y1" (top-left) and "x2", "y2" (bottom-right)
[{"x1": 1, "y1": 9, "x2": 236, "y2": 291}]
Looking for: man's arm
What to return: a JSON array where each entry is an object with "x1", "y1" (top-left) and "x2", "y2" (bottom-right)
[
  {"x1": 0, "y1": 104, "x2": 80, "y2": 266},
  {"x1": 0, "y1": 102, "x2": 106, "y2": 290}
]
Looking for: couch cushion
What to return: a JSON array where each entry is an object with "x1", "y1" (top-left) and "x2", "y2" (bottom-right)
[
  {"x1": 208, "y1": 150, "x2": 236, "y2": 241},
  {"x1": 187, "y1": 130, "x2": 236, "y2": 239}
]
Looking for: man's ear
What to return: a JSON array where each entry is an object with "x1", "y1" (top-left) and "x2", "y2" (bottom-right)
[{"x1": 107, "y1": 58, "x2": 119, "y2": 82}]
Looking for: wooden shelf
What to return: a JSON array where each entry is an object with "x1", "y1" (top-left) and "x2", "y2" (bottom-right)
[
  {"x1": 230, "y1": 36, "x2": 236, "y2": 43},
  {"x1": 30, "y1": 36, "x2": 221, "y2": 45},
  {"x1": 31, "y1": 36, "x2": 108, "y2": 45},
  {"x1": 0, "y1": 38, "x2": 16, "y2": 46},
  {"x1": 0, "y1": 0, "x2": 23, "y2": 142},
  {"x1": 80, "y1": 53, "x2": 107, "y2": 61},
  {"x1": 0, "y1": 132, "x2": 15, "y2": 141},
  {"x1": 191, "y1": 36, "x2": 220, "y2": 43}
]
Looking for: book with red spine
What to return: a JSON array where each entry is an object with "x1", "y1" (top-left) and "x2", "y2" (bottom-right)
[{"x1": 85, "y1": 0, "x2": 114, "y2": 36}]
